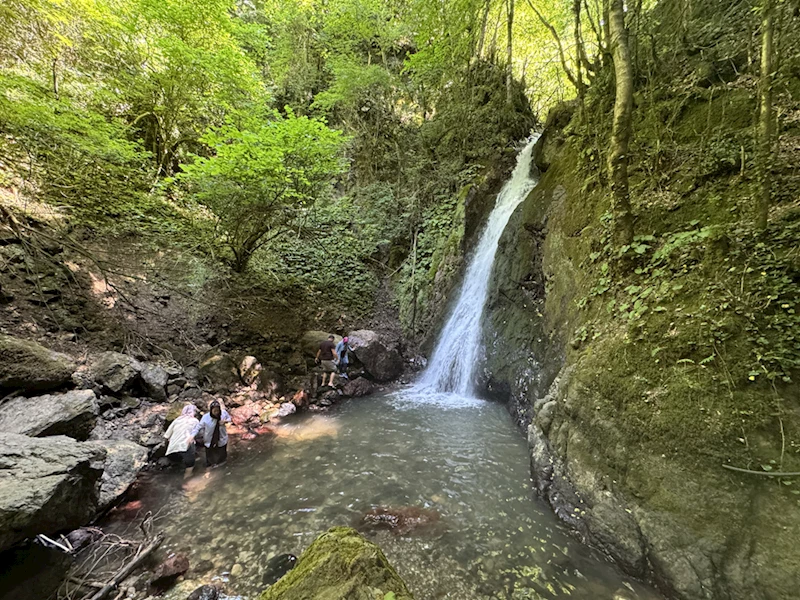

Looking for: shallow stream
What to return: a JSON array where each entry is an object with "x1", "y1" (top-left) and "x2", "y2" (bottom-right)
[{"x1": 108, "y1": 390, "x2": 660, "y2": 600}]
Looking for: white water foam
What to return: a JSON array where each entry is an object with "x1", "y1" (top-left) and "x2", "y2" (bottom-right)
[{"x1": 415, "y1": 137, "x2": 539, "y2": 398}]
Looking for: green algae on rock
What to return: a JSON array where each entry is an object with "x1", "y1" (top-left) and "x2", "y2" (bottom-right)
[{"x1": 259, "y1": 527, "x2": 413, "y2": 600}]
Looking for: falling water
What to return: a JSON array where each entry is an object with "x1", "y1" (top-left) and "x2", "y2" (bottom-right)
[{"x1": 417, "y1": 137, "x2": 539, "y2": 397}]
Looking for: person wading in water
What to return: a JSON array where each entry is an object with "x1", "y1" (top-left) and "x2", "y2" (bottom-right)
[
  {"x1": 315, "y1": 334, "x2": 338, "y2": 387},
  {"x1": 196, "y1": 400, "x2": 231, "y2": 467},
  {"x1": 163, "y1": 403, "x2": 199, "y2": 478}
]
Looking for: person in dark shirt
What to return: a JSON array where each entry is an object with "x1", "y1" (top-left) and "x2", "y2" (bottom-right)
[{"x1": 315, "y1": 334, "x2": 338, "y2": 387}]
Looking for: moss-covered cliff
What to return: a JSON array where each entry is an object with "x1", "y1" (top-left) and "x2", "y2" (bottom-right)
[{"x1": 481, "y1": 46, "x2": 800, "y2": 600}]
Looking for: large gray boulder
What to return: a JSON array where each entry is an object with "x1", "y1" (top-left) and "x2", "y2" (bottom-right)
[
  {"x1": 139, "y1": 363, "x2": 168, "y2": 401},
  {"x1": 91, "y1": 352, "x2": 141, "y2": 394},
  {"x1": 86, "y1": 440, "x2": 148, "y2": 510},
  {"x1": 348, "y1": 330, "x2": 403, "y2": 382},
  {"x1": 0, "y1": 335, "x2": 77, "y2": 393},
  {"x1": 0, "y1": 390, "x2": 98, "y2": 440},
  {"x1": 0, "y1": 433, "x2": 105, "y2": 551},
  {"x1": 259, "y1": 527, "x2": 413, "y2": 600}
]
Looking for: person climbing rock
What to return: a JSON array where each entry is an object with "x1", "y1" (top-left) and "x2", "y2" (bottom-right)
[
  {"x1": 196, "y1": 400, "x2": 231, "y2": 467},
  {"x1": 335, "y1": 336, "x2": 352, "y2": 379},
  {"x1": 315, "y1": 334, "x2": 338, "y2": 387},
  {"x1": 164, "y1": 404, "x2": 200, "y2": 478}
]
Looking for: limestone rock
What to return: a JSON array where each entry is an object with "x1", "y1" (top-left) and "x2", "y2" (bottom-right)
[
  {"x1": 0, "y1": 389, "x2": 98, "y2": 440},
  {"x1": 0, "y1": 335, "x2": 77, "y2": 393},
  {"x1": 87, "y1": 439, "x2": 148, "y2": 510},
  {"x1": 139, "y1": 363, "x2": 169, "y2": 401},
  {"x1": 0, "y1": 433, "x2": 105, "y2": 551},
  {"x1": 198, "y1": 351, "x2": 240, "y2": 392},
  {"x1": 348, "y1": 330, "x2": 402, "y2": 382},
  {"x1": 259, "y1": 527, "x2": 413, "y2": 600},
  {"x1": 91, "y1": 352, "x2": 141, "y2": 394},
  {"x1": 341, "y1": 377, "x2": 376, "y2": 398}
]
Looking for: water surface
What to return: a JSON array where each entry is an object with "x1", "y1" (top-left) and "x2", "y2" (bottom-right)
[{"x1": 110, "y1": 390, "x2": 660, "y2": 600}]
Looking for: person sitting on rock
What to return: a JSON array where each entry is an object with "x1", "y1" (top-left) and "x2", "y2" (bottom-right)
[
  {"x1": 195, "y1": 400, "x2": 231, "y2": 467},
  {"x1": 164, "y1": 404, "x2": 200, "y2": 478},
  {"x1": 315, "y1": 334, "x2": 338, "y2": 387},
  {"x1": 335, "y1": 336, "x2": 352, "y2": 379}
]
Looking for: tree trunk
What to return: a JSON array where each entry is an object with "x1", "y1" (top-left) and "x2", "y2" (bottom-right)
[
  {"x1": 756, "y1": 0, "x2": 775, "y2": 231},
  {"x1": 506, "y1": 0, "x2": 515, "y2": 105},
  {"x1": 476, "y1": 0, "x2": 492, "y2": 59},
  {"x1": 608, "y1": 0, "x2": 634, "y2": 246}
]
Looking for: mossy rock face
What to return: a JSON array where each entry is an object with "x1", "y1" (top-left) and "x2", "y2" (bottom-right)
[
  {"x1": 259, "y1": 527, "x2": 413, "y2": 600},
  {"x1": 0, "y1": 334, "x2": 77, "y2": 393}
]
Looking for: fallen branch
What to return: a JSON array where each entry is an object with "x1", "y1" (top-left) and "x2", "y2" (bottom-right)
[
  {"x1": 87, "y1": 532, "x2": 164, "y2": 600},
  {"x1": 722, "y1": 464, "x2": 800, "y2": 477}
]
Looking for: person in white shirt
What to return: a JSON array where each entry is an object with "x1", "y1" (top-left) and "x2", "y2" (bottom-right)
[
  {"x1": 196, "y1": 400, "x2": 231, "y2": 467},
  {"x1": 163, "y1": 404, "x2": 200, "y2": 478}
]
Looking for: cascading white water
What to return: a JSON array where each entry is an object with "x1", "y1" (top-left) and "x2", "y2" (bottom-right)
[{"x1": 416, "y1": 137, "x2": 539, "y2": 397}]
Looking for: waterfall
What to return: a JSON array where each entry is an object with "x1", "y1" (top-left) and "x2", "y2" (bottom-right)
[{"x1": 417, "y1": 137, "x2": 539, "y2": 397}]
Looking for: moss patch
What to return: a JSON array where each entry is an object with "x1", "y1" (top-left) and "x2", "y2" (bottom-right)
[{"x1": 259, "y1": 527, "x2": 413, "y2": 600}]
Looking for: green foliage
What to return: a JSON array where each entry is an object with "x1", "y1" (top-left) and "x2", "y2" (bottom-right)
[
  {"x1": 0, "y1": 73, "x2": 152, "y2": 221},
  {"x1": 179, "y1": 112, "x2": 348, "y2": 272}
]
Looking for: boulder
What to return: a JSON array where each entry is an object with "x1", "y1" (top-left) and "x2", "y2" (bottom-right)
[
  {"x1": 91, "y1": 352, "x2": 141, "y2": 394},
  {"x1": 348, "y1": 330, "x2": 402, "y2": 382},
  {"x1": 0, "y1": 335, "x2": 76, "y2": 393},
  {"x1": 239, "y1": 356, "x2": 261, "y2": 385},
  {"x1": 198, "y1": 351, "x2": 240, "y2": 392},
  {"x1": 277, "y1": 402, "x2": 296, "y2": 417},
  {"x1": 259, "y1": 527, "x2": 413, "y2": 600},
  {"x1": 230, "y1": 403, "x2": 263, "y2": 428},
  {"x1": 0, "y1": 390, "x2": 98, "y2": 440},
  {"x1": 341, "y1": 377, "x2": 376, "y2": 398},
  {"x1": 87, "y1": 440, "x2": 148, "y2": 510},
  {"x1": 139, "y1": 363, "x2": 168, "y2": 401},
  {"x1": 0, "y1": 433, "x2": 105, "y2": 551},
  {"x1": 150, "y1": 552, "x2": 190, "y2": 590},
  {"x1": 300, "y1": 331, "x2": 341, "y2": 358},
  {"x1": 358, "y1": 506, "x2": 441, "y2": 535}
]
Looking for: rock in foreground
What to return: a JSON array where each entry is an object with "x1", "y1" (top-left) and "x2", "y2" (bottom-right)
[
  {"x1": 0, "y1": 390, "x2": 98, "y2": 440},
  {"x1": 0, "y1": 433, "x2": 105, "y2": 551},
  {"x1": 0, "y1": 334, "x2": 76, "y2": 393},
  {"x1": 87, "y1": 439, "x2": 148, "y2": 510},
  {"x1": 259, "y1": 527, "x2": 413, "y2": 600}
]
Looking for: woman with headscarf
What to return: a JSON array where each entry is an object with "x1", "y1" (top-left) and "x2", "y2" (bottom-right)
[
  {"x1": 196, "y1": 400, "x2": 231, "y2": 467},
  {"x1": 163, "y1": 404, "x2": 200, "y2": 477}
]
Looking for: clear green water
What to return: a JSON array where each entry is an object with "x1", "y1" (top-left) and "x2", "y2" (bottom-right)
[{"x1": 110, "y1": 390, "x2": 660, "y2": 600}]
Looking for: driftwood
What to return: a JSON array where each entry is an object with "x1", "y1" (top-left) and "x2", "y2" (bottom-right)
[
  {"x1": 87, "y1": 532, "x2": 164, "y2": 600},
  {"x1": 722, "y1": 464, "x2": 800, "y2": 477}
]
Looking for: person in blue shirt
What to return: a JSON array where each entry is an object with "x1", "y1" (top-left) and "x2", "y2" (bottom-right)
[
  {"x1": 335, "y1": 336, "x2": 352, "y2": 379},
  {"x1": 194, "y1": 400, "x2": 231, "y2": 467}
]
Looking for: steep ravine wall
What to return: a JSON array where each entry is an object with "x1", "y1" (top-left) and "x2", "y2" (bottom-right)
[{"x1": 480, "y1": 133, "x2": 800, "y2": 600}]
